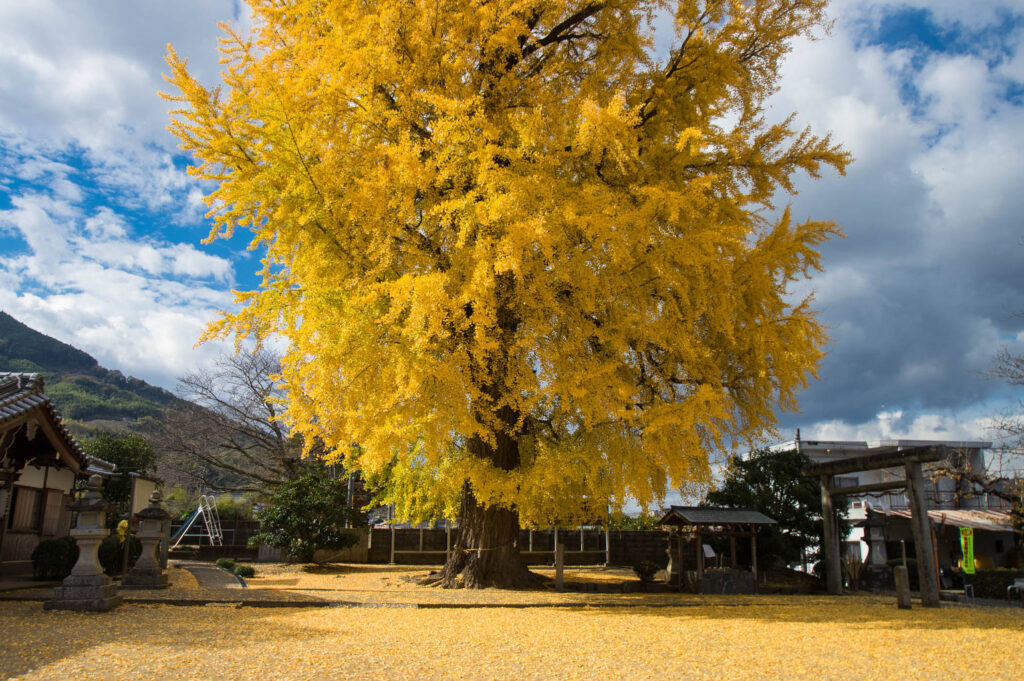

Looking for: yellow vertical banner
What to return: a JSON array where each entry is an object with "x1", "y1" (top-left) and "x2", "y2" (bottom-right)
[{"x1": 960, "y1": 527, "x2": 975, "y2": 575}]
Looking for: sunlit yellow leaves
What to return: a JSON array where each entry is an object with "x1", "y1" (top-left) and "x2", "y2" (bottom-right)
[
  {"x1": 3, "y1": 578, "x2": 1023, "y2": 681},
  {"x1": 165, "y1": 0, "x2": 851, "y2": 525}
]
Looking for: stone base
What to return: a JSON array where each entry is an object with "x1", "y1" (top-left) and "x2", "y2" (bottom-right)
[
  {"x1": 46, "y1": 574, "x2": 123, "y2": 611},
  {"x1": 121, "y1": 568, "x2": 169, "y2": 589},
  {"x1": 698, "y1": 568, "x2": 756, "y2": 595},
  {"x1": 859, "y1": 565, "x2": 894, "y2": 592}
]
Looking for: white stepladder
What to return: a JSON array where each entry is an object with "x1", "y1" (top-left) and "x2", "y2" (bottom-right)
[{"x1": 169, "y1": 495, "x2": 224, "y2": 548}]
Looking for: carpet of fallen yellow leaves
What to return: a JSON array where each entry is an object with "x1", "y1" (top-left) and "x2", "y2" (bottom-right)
[
  {"x1": 243, "y1": 563, "x2": 682, "y2": 605},
  {"x1": 2, "y1": 579, "x2": 1022, "y2": 681}
]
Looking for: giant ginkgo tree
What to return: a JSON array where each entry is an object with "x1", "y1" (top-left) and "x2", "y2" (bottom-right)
[{"x1": 166, "y1": 0, "x2": 849, "y2": 587}]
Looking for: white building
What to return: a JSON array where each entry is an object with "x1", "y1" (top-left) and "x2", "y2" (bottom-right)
[{"x1": 767, "y1": 437, "x2": 1018, "y2": 570}]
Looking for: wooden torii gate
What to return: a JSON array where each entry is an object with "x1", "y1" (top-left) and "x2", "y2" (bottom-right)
[{"x1": 804, "y1": 444, "x2": 947, "y2": 608}]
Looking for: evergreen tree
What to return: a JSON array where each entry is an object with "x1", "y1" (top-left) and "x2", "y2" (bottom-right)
[{"x1": 706, "y1": 447, "x2": 849, "y2": 567}]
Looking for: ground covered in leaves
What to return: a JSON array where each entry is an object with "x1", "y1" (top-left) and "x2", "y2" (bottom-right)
[
  {"x1": 1, "y1": 597, "x2": 1021, "y2": 680},
  {"x1": 1, "y1": 564, "x2": 1021, "y2": 680}
]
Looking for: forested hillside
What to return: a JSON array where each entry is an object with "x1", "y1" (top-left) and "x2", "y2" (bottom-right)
[{"x1": 0, "y1": 311, "x2": 180, "y2": 427}]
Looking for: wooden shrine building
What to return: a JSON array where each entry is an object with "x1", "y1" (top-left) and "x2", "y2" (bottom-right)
[
  {"x1": 0, "y1": 373, "x2": 110, "y2": 574},
  {"x1": 659, "y1": 506, "x2": 777, "y2": 594}
]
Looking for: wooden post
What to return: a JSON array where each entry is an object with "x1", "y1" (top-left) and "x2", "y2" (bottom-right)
[
  {"x1": 389, "y1": 506, "x2": 396, "y2": 565},
  {"x1": 445, "y1": 521, "x2": 451, "y2": 561},
  {"x1": 419, "y1": 524, "x2": 424, "y2": 552},
  {"x1": 553, "y1": 526, "x2": 559, "y2": 561},
  {"x1": 904, "y1": 461, "x2": 940, "y2": 607},
  {"x1": 820, "y1": 474, "x2": 842, "y2": 595},
  {"x1": 730, "y1": 536, "x2": 737, "y2": 568},
  {"x1": 676, "y1": 529, "x2": 683, "y2": 590},
  {"x1": 346, "y1": 473, "x2": 354, "y2": 528},
  {"x1": 529, "y1": 528, "x2": 533, "y2": 552},
  {"x1": 605, "y1": 523, "x2": 610, "y2": 566},
  {"x1": 555, "y1": 543, "x2": 564, "y2": 592},
  {"x1": 160, "y1": 517, "x2": 170, "y2": 568},
  {"x1": 750, "y1": 529, "x2": 758, "y2": 595},
  {"x1": 695, "y1": 530, "x2": 703, "y2": 591},
  {"x1": 0, "y1": 470, "x2": 14, "y2": 563},
  {"x1": 580, "y1": 526, "x2": 584, "y2": 552},
  {"x1": 37, "y1": 465, "x2": 50, "y2": 538}
]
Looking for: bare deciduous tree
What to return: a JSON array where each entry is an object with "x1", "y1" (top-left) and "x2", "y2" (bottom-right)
[
  {"x1": 936, "y1": 348, "x2": 1024, "y2": 542},
  {"x1": 155, "y1": 348, "x2": 301, "y2": 493}
]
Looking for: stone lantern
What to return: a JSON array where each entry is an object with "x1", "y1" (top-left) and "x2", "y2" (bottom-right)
[
  {"x1": 858, "y1": 511, "x2": 892, "y2": 592},
  {"x1": 122, "y1": 490, "x2": 170, "y2": 589},
  {"x1": 862, "y1": 512, "x2": 889, "y2": 567},
  {"x1": 45, "y1": 474, "x2": 122, "y2": 611}
]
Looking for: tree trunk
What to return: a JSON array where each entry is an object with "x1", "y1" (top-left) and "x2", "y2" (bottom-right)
[
  {"x1": 432, "y1": 482, "x2": 537, "y2": 588},
  {"x1": 431, "y1": 406, "x2": 539, "y2": 588},
  {"x1": 430, "y1": 291, "x2": 539, "y2": 588}
]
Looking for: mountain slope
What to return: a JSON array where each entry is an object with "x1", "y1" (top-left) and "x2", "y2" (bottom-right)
[{"x1": 0, "y1": 311, "x2": 181, "y2": 427}]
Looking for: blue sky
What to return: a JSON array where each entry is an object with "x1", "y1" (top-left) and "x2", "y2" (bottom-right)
[{"x1": 1, "y1": 0, "x2": 1023, "y2": 450}]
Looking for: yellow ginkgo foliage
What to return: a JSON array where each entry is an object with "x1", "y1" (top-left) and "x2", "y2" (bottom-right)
[{"x1": 165, "y1": 0, "x2": 849, "y2": 587}]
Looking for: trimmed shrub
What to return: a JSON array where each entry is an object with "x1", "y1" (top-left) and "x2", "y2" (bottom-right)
[
  {"x1": 98, "y1": 533, "x2": 141, "y2": 574},
  {"x1": 216, "y1": 558, "x2": 237, "y2": 571},
  {"x1": 964, "y1": 569, "x2": 1024, "y2": 600},
  {"x1": 233, "y1": 564, "x2": 256, "y2": 578},
  {"x1": 30, "y1": 536, "x2": 79, "y2": 579},
  {"x1": 633, "y1": 560, "x2": 660, "y2": 583}
]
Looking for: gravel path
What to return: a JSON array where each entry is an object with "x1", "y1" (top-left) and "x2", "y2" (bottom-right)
[{"x1": 176, "y1": 562, "x2": 245, "y2": 589}]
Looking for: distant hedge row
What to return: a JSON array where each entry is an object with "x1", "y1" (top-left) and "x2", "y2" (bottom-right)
[{"x1": 965, "y1": 569, "x2": 1024, "y2": 600}]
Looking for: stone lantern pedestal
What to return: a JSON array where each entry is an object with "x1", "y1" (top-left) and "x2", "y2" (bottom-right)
[
  {"x1": 122, "y1": 490, "x2": 170, "y2": 589},
  {"x1": 45, "y1": 474, "x2": 122, "y2": 612}
]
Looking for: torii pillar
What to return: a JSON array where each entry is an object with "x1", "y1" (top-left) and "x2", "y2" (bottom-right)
[
  {"x1": 820, "y1": 474, "x2": 843, "y2": 595},
  {"x1": 904, "y1": 460, "x2": 940, "y2": 607}
]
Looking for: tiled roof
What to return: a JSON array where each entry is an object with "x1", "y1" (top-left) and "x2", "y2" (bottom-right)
[
  {"x1": 884, "y1": 508, "x2": 1014, "y2": 533},
  {"x1": 0, "y1": 371, "x2": 88, "y2": 469},
  {"x1": 660, "y1": 505, "x2": 778, "y2": 526}
]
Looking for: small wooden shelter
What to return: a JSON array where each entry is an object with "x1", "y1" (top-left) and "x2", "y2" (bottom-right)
[{"x1": 659, "y1": 506, "x2": 777, "y2": 593}]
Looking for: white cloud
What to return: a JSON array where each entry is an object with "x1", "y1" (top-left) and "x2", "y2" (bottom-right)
[
  {"x1": 167, "y1": 244, "x2": 233, "y2": 280},
  {"x1": 919, "y1": 55, "x2": 998, "y2": 125},
  {"x1": 806, "y1": 408, "x2": 996, "y2": 443},
  {"x1": 0, "y1": 188, "x2": 236, "y2": 388},
  {"x1": 0, "y1": 1, "x2": 245, "y2": 215},
  {"x1": 0, "y1": 1, "x2": 250, "y2": 387},
  {"x1": 835, "y1": 0, "x2": 1013, "y2": 32},
  {"x1": 0, "y1": 195, "x2": 72, "y2": 265},
  {"x1": 83, "y1": 208, "x2": 127, "y2": 239}
]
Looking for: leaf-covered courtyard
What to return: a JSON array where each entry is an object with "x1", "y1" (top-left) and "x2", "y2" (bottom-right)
[{"x1": 2, "y1": 565, "x2": 1021, "y2": 681}]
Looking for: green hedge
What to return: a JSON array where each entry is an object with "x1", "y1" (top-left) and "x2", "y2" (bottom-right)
[
  {"x1": 233, "y1": 564, "x2": 256, "y2": 578},
  {"x1": 964, "y1": 569, "x2": 1024, "y2": 600},
  {"x1": 633, "y1": 561, "x2": 660, "y2": 583},
  {"x1": 98, "y1": 534, "x2": 141, "y2": 575},
  {"x1": 886, "y1": 558, "x2": 919, "y2": 591},
  {"x1": 30, "y1": 536, "x2": 79, "y2": 579}
]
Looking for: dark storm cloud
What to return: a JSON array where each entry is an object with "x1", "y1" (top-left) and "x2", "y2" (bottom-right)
[{"x1": 767, "y1": 1, "x2": 1024, "y2": 438}]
